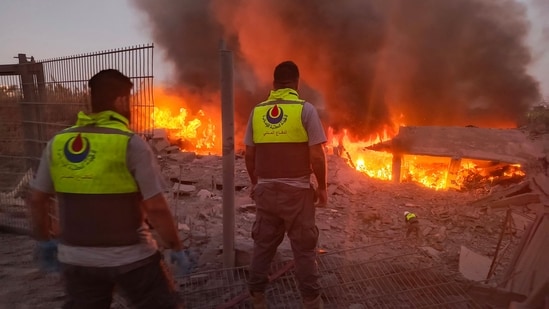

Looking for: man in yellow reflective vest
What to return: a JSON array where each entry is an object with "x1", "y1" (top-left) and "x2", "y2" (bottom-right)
[
  {"x1": 27, "y1": 69, "x2": 189, "y2": 308},
  {"x1": 244, "y1": 61, "x2": 328, "y2": 309},
  {"x1": 404, "y1": 211, "x2": 421, "y2": 239}
]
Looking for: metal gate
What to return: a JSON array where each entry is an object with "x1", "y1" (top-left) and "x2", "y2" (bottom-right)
[{"x1": 0, "y1": 44, "x2": 155, "y2": 233}]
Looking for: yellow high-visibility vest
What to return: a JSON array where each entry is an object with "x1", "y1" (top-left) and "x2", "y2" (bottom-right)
[
  {"x1": 50, "y1": 111, "x2": 138, "y2": 194},
  {"x1": 405, "y1": 213, "x2": 417, "y2": 222},
  {"x1": 252, "y1": 88, "x2": 308, "y2": 144}
]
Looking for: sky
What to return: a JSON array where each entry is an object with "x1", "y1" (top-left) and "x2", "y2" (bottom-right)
[
  {"x1": 0, "y1": 0, "x2": 172, "y2": 84},
  {"x1": 0, "y1": 0, "x2": 547, "y2": 100}
]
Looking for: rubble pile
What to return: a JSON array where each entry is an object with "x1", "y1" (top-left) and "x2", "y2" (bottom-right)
[
  {"x1": 148, "y1": 127, "x2": 549, "y2": 288},
  {"x1": 0, "y1": 126, "x2": 547, "y2": 308}
]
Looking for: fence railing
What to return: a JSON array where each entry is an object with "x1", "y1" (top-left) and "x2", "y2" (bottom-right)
[{"x1": 0, "y1": 44, "x2": 155, "y2": 233}]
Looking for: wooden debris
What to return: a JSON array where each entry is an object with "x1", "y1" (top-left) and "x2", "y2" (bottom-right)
[
  {"x1": 172, "y1": 183, "x2": 196, "y2": 195},
  {"x1": 532, "y1": 174, "x2": 549, "y2": 196},
  {"x1": 486, "y1": 193, "x2": 540, "y2": 209},
  {"x1": 470, "y1": 181, "x2": 530, "y2": 208}
]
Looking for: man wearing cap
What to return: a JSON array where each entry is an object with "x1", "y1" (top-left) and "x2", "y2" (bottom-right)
[{"x1": 244, "y1": 61, "x2": 327, "y2": 309}]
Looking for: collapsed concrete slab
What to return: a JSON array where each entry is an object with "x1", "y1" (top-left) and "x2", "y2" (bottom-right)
[
  {"x1": 371, "y1": 126, "x2": 544, "y2": 163},
  {"x1": 459, "y1": 245, "x2": 491, "y2": 281},
  {"x1": 368, "y1": 126, "x2": 545, "y2": 186},
  {"x1": 503, "y1": 206, "x2": 549, "y2": 307}
]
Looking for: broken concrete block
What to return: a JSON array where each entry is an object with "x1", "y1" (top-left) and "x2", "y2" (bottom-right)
[
  {"x1": 358, "y1": 211, "x2": 380, "y2": 224},
  {"x1": 153, "y1": 139, "x2": 170, "y2": 153},
  {"x1": 327, "y1": 184, "x2": 339, "y2": 196},
  {"x1": 459, "y1": 245, "x2": 492, "y2": 281},
  {"x1": 172, "y1": 183, "x2": 196, "y2": 195},
  {"x1": 419, "y1": 246, "x2": 441, "y2": 259},
  {"x1": 164, "y1": 145, "x2": 180, "y2": 153},
  {"x1": 511, "y1": 213, "x2": 534, "y2": 231},
  {"x1": 168, "y1": 152, "x2": 196, "y2": 163},
  {"x1": 178, "y1": 223, "x2": 190, "y2": 232},
  {"x1": 421, "y1": 226, "x2": 433, "y2": 236},
  {"x1": 238, "y1": 204, "x2": 257, "y2": 212},
  {"x1": 152, "y1": 128, "x2": 168, "y2": 140},
  {"x1": 463, "y1": 209, "x2": 480, "y2": 219},
  {"x1": 197, "y1": 189, "x2": 213, "y2": 201}
]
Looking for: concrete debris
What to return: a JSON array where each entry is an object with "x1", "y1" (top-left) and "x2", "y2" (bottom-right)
[
  {"x1": 153, "y1": 139, "x2": 170, "y2": 153},
  {"x1": 164, "y1": 145, "x2": 180, "y2": 153},
  {"x1": 459, "y1": 245, "x2": 492, "y2": 281},
  {"x1": 167, "y1": 152, "x2": 196, "y2": 163},
  {"x1": 510, "y1": 213, "x2": 534, "y2": 231},
  {"x1": 532, "y1": 174, "x2": 549, "y2": 196},
  {"x1": 101, "y1": 127, "x2": 549, "y2": 304},
  {"x1": 419, "y1": 246, "x2": 442, "y2": 259},
  {"x1": 421, "y1": 226, "x2": 433, "y2": 237},
  {"x1": 238, "y1": 204, "x2": 256, "y2": 212},
  {"x1": 196, "y1": 189, "x2": 214, "y2": 200},
  {"x1": 172, "y1": 183, "x2": 196, "y2": 195},
  {"x1": 369, "y1": 126, "x2": 545, "y2": 164},
  {"x1": 152, "y1": 128, "x2": 169, "y2": 140},
  {"x1": 178, "y1": 223, "x2": 190, "y2": 232}
]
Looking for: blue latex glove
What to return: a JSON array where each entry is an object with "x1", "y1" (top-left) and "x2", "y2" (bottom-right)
[
  {"x1": 35, "y1": 240, "x2": 60, "y2": 273},
  {"x1": 170, "y1": 249, "x2": 194, "y2": 276}
]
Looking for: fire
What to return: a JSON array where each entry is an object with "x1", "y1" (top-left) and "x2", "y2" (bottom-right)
[
  {"x1": 146, "y1": 87, "x2": 525, "y2": 191},
  {"x1": 149, "y1": 89, "x2": 219, "y2": 153},
  {"x1": 329, "y1": 127, "x2": 526, "y2": 191}
]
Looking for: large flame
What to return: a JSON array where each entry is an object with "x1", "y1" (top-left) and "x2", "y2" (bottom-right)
[
  {"x1": 327, "y1": 126, "x2": 525, "y2": 191},
  {"x1": 150, "y1": 88, "x2": 220, "y2": 153},
  {"x1": 148, "y1": 87, "x2": 525, "y2": 191}
]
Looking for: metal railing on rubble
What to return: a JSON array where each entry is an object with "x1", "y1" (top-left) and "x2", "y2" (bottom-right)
[
  {"x1": 177, "y1": 239, "x2": 483, "y2": 309},
  {"x1": 0, "y1": 234, "x2": 484, "y2": 308}
]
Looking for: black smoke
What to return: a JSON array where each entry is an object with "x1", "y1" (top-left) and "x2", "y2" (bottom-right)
[{"x1": 131, "y1": 0, "x2": 541, "y2": 139}]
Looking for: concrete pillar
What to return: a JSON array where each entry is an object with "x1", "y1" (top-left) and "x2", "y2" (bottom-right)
[
  {"x1": 446, "y1": 156, "x2": 462, "y2": 189},
  {"x1": 392, "y1": 153, "x2": 402, "y2": 183}
]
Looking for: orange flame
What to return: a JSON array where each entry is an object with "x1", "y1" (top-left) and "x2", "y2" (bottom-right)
[
  {"x1": 147, "y1": 87, "x2": 525, "y2": 190},
  {"x1": 328, "y1": 126, "x2": 525, "y2": 191},
  {"x1": 150, "y1": 88, "x2": 219, "y2": 153}
]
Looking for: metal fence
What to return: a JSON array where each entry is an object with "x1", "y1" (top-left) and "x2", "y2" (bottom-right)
[
  {"x1": 1, "y1": 234, "x2": 484, "y2": 308},
  {"x1": 0, "y1": 44, "x2": 155, "y2": 233},
  {"x1": 178, "y1": 240, "x2": 483, "y2": 308}
]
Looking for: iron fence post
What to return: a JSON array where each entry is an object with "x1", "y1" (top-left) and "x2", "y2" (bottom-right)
[{"x1": 220, "y1": 40, "x2": 235, "y2": 268}]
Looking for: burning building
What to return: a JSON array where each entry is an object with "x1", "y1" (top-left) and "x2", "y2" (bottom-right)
[
  {"x1": 131, "y1": 0, "x2": 546, "y2": 191},
  {"x1": 131, "y1": 0, "x2": 541, "y2": 126}
]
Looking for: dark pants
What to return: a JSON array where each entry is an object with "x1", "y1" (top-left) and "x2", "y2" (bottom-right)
[
  {"x1": 406, "y1": 222, "x2": 420, "y2": 238},
  {"x1": 61, "y1": 251, "x2": 181, "y2": 309},
  {"x1": 248, "y1": 182, "x2": 321, "y2": 299}
]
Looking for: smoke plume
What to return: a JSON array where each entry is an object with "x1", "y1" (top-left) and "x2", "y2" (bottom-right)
[{"x1": 132, "y1": 0, "x2": 541, "y2": 139}]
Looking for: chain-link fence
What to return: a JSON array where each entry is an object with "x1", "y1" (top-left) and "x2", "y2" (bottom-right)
[{"x1": 0, "y1": 44, "x2": 155, "y2": 233}]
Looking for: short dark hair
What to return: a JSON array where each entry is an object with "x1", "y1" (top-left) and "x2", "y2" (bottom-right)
[
  {"x1": 273, "y1": 61, "x2": 299, "y2": 84},
  {"x1": 88, "y1": 69, "x2": 133, "y2": 112}
]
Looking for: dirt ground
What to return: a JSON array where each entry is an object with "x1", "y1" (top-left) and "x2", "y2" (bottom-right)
[
  {"x1": 4, "y1": 120, "x2": 549, "y2": 308},
  {"x1": 1, "y1": 150, "x2": 538, "y2": 308}
]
